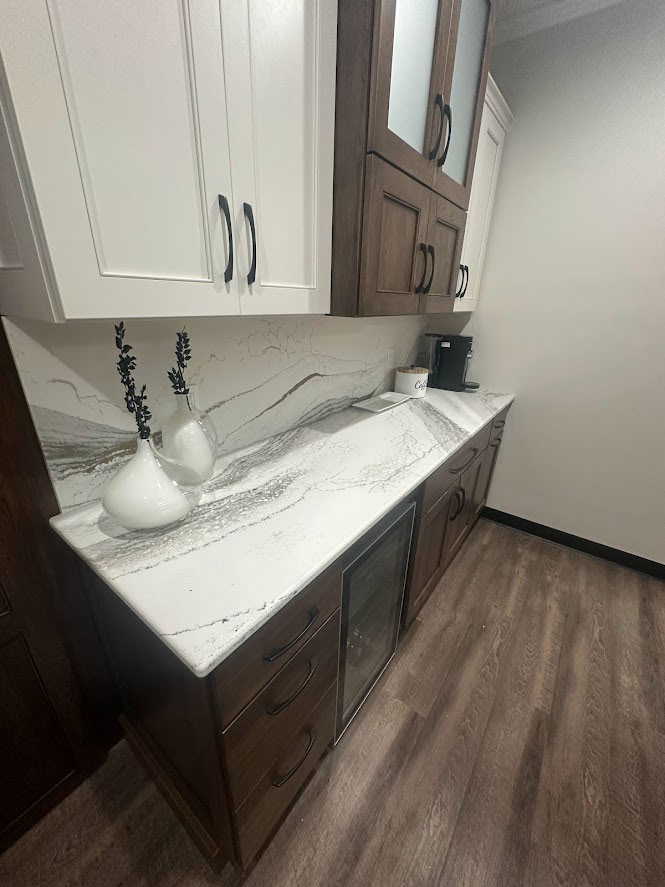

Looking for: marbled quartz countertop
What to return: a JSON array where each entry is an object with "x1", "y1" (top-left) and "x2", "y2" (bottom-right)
[{"x1": 51, "y1": 388, "x2": 514, "y2": 677}]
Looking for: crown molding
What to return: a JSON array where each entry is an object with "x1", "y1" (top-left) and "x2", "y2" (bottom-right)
[{"x1": 494, "y1": 0, "x2": 626, "y2": 44}]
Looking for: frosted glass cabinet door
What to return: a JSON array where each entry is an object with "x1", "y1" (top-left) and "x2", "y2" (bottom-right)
[
  {"x1": 222, "y1": 0, "x2": 337, "y2": 315},
  {"x1": 0, "y1": 0, "x2": 239, "y2": 319},
  {"x1": 432, "y1": 0, "x2": 496, "y2": 210},
  {"x1": 369, "y1": 0, "x2": 456, "y2": 189}
]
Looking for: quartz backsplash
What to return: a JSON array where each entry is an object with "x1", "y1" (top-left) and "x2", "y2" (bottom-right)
[{"x1": 4, "y1": 314, "x2": 427, "y2": 511}]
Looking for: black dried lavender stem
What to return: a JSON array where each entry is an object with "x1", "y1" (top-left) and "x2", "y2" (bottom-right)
[{"x1": 114, "y1": 322, "x2": 151, "y2": 439}]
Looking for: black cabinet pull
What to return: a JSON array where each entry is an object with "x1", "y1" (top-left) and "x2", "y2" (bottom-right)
[
  {"x1": 262, "y1": 606, "x2": 320, "y2": 662},
  {"x1": 455, "y1": 264, "x2": 467, "y2": 298},
  {"x1": 414, "y1": 243, "x2": 428, "y2": 294},
  {"x1": 460, "y1": 264, "x2": 469, "y2": 298},
  {"x1": 449, "y1": 489, "x2": 463, "y2": 521},
  {"x1": 243, "y1": 201, "x2": 257, "y2": 286},
  {"x1": 437, "y1": 103, "x2": 453, "y2": 167},
  {"x1": 423, "y1": 245, "x2": 435, "y2": 295},
  {"x1": 490, "y1": 437, "x2": 502, "y2": 448},
  {"x1": 266, "y1": 659, "x2": 318, "y2": 716},
  {"x1": 493, "y1": 419, "x2": 505, "y2": 429},
  {"x1": 449, "y1": 446, "x2": 479, "y2": 475},
  {"x1": 271, "y1": 728, "x2": 317, "y2": 787},
  {"x1": 459, "y1": 487, "x2": 466, "y2": 511},
  {"x1": 217, "y1": 194, "x2": 233, "y2": 283},
  {"x1": 429, "y1": 93, "x2": 445, "y2": 161}
]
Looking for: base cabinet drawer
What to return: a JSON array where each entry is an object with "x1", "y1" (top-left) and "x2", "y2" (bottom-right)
[
  {"x1": 222, "y1": 610, "x2": 340, "y2": 809},
  {"x1": 212, "y1": 562, "x2": 341, "y2": 727},
  {"x1": 235, "y1": 684, "x2": 336, "y2": 866}
]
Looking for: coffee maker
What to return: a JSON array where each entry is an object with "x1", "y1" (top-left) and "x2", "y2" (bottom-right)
[{"x1": 422, "y1": 333, "x2": 479, "y2": 392}]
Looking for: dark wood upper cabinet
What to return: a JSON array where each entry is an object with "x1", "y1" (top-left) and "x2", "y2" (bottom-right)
[
  {"x1": 331, "y1": 0, "x2": 496, "y2": 317},
  {"x1": 359, "y1": 156, "x2": 430, "y2": 316}
]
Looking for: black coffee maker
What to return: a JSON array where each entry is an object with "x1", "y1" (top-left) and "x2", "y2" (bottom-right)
[{"x1": 423, "y1": 333, "x2": 480, "y2": 392}]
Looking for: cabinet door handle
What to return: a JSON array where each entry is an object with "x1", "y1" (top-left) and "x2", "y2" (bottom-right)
[
  {"x1": 271, "y1": 728, "x2": 317, "y2": 787},
  {"x1": 217, "y1": 194, "x2": 233, "y2": 283},
  {"x1": 243, "y1": 201, "x2": 257, "y2": 286},
  {"x1": 455, "y1": 264, "x2": 467, "y2": 298},
  {"x1": 262, "y1": 606, "x2": 320, "y2": 662},
  {"x1": 449, "y1": 489, "x2": 463, "y2": 521},
  {"x1": 423, "y1": 245, "x2": 435, "y2": 295},
  {"x1": 414, "y1": 243, "x2": 428, "y2": 293},
  {"x1": 266, "y1": 659, "x2": 318, "y2": 716},
  {"x1": 449, "y1": 446, "x2": 479, "y2": 475},
  {"x1": 437, "y1": 103, "x2": 452, "y2": 167},
  {"x1": 429, "y1": 94, "x2": 445, "y2": 161},
  {"x1": 460, "y1": 265, "x2": 469, "y2": 298}
]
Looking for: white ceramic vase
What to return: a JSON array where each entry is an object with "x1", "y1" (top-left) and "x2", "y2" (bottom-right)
[
  {"x1": 102, "y1": 437, "x2": 192, "y2": 531},
  {"x1": 161, "y1": 392, "x2": 218, "y2": 484}
]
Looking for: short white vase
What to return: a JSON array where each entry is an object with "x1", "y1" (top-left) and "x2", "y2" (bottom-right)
[
  {"x1": 161, "y1": 392, "x2": 218, "y2": 484},
  {"x1": 102, "y1": 437, "x2": 192, "y2": 531}
]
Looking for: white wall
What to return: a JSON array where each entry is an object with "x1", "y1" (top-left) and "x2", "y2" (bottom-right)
[{"x1": 472, "y1": 0, "x2": 665, "y2": 563}]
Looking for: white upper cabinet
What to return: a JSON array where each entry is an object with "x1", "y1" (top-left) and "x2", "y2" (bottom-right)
[
  {"x1": 223, "y1": 0, "x2": 336, "y2": 315},
  {"x1": 0, "y1": 0, "x2": 337, "y2": 321},
  {"x1": 454, "y1": 75, "x2": 512, "y2": 313}
]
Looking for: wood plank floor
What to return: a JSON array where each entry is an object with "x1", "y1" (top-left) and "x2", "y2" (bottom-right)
[{"x1": 2, "y1": 519, "x2": 664, "y2": 887}]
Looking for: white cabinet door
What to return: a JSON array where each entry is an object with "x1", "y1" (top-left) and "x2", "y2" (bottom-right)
[
  {"x1": 0, "y1": 0, "x2": 237, "y2": 320},
  {"x1": 454, "y1": 75, "x2": 512, "y2": 313},
  {"x1": 222, "y1": 0, "x2": 337, "y2": 315}
]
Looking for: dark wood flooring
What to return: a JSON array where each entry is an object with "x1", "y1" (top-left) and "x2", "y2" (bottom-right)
[{"x1": 2, "y1": 519, "x2": 664, "y2": 887}]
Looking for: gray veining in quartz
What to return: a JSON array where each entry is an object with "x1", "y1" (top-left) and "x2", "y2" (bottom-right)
[{"x1": 51, "y1": 388, "x2": 514, "y2": 678}]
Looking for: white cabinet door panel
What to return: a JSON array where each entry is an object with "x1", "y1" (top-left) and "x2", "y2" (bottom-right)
[
  {"x1": 454, "y1": 77, "x2": 511, "y2": 313},
  {"x1": 0, "y1": 0, "x2": 238, "y2": 319},
  {"x1": 223, "y1": 0, "x2": 336, "y2": 315}
]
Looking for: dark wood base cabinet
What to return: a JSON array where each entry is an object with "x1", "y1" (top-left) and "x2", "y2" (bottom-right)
[
  {"x1": 89, "y1": 410, "x2": 510, "y2": 873},
  {"x1": 91, "y1": 561, "x2": 342, "y2": 873},
  {"x1": 403, "y1": 406, "x2": 510, "y2": 627}
]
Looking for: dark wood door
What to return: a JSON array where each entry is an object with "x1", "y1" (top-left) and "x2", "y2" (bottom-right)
[
  {"x1": 431, "y1": 0, "x2": 496, "y2": 209},
  {"x1": 0, "y1": 326, "x2": 114, "y2": 852},
  {"x1": 403, "y1": 484, "x2": 458, "y2": 627},
  {"x1": 420, "y1": 192, "x2": 466, "y2": 313},
  {"x1": 368, "y1": 0, "x2": 456, "y2": 189},
  {"x1": 444, "y1": 453, "x2": 484, "y2": 566},
  {"x1": 471, "y1": 433, "x2": 502, "y2": 523},
  {"x1": 359, "y1": 155, "x2": 431, "y2": 316}
]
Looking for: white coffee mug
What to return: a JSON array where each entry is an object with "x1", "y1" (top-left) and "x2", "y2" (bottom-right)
[{"x1": 394, "y1": 366, "x2": 428, "y2": 398}]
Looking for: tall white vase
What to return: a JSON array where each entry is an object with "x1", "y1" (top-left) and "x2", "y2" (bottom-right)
[
  {"x1": 161, "y1": 392, "x2": 218, "y2": 484},
  {"x1": 102, "y1": 437, "x2": 192, "y2": 531}
]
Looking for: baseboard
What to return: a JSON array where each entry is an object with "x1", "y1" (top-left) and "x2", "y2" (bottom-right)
[{"x1": 482, "y1": 508, "x2": 665, "y2": 581}]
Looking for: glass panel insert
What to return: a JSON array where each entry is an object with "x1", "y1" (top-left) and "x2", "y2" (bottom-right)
[{"x1": 388, "y1": 0, "x2": 440, "y2": 153}]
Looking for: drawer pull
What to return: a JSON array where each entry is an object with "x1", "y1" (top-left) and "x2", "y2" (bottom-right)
[
  {"x1": 449, "y1": 446, "x2": 479, "y2": 475},
  {"x1": 266, "y1": 659, "x2": 318, "y2": 716},
  {"x1": 490, "y1": 437, "x2": 501, "y2": 448},
  {"x1": 271, "y1": 728, "x2": 317, "y2": 787},
  {"x1": 263, "y1": 606, "x2": 320, "y2": 662},
  {"x1": 493, "y1": 419, "x2": 505, "y2": 429}
]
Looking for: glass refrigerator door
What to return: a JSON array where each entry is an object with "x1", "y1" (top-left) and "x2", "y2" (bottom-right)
[{"x1": 336, "y1": 501, "x2": 416, "y2": 739}]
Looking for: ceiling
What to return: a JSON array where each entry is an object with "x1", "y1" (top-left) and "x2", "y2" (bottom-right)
[{"x1": 494, "y1": 0, "x2": 627, "y2": 44}]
